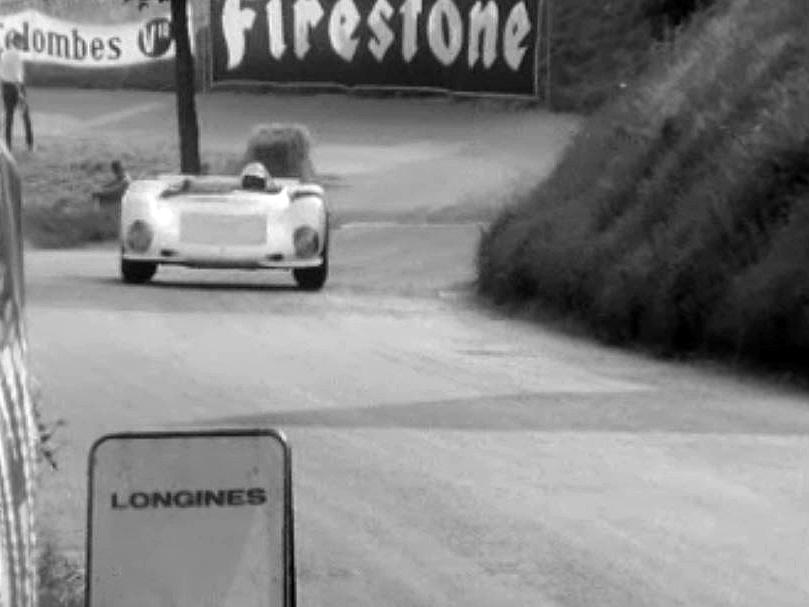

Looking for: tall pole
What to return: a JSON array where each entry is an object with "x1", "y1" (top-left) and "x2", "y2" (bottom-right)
[
  {"x1": 171, "y1": 0, "x2": 201, "y2": 174},
  {"x1": 545, "y1": 0, "x2": 552, "y2": 110}
]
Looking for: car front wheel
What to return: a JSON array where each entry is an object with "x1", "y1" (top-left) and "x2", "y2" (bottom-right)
[
  {"x1": 121, "y1": 258, "x2": 157, "y2": 284},
  {"x1": 293, "y1": 251, "x2": 328, "y2": 291}
]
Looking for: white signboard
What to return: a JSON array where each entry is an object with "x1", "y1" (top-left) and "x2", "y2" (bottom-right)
[
  {"x1": 0, "y1": 9, "x2": 193, "y2": 68},
  {"x1": 87, "y1": 430, "x2": 295, "y2": 607}
]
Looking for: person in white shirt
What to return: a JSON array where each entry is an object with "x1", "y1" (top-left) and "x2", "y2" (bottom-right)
[{"x1": 0, "y1": 33, "x2": 33, "y2": 151}]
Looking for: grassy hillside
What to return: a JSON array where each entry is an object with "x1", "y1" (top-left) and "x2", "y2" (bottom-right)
[
  {"x1": 542, "y1": 0, "x2": 655, "y2": 112},
  {"x1": 541, "y1": 0, "x2": 713, "y2": 112},
  {"x1": 478, "y1": 0, "x2": 809, "y2": 372}
]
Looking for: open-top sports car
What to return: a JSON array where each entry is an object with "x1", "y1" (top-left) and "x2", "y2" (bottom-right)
[{"x1": 119, "y1": 163, "x2": 329, "y2": 290}]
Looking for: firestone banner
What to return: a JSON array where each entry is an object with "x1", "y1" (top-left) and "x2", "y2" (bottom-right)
[
  {"x1": 210, "y1": 0, "x2": 541, "y2": 96},
  {"x1": 0, "y1": 10, "x2": 188, "y2": 68}
]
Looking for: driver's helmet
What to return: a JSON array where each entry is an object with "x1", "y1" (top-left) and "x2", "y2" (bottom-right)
[{"x1": 240, "y1": 162, "x2": 271, "y2": 191}]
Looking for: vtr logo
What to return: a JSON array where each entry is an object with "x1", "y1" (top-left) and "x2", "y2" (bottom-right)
[{"x1": 138, "y1": 17, "x2": 173, "y2": 58}]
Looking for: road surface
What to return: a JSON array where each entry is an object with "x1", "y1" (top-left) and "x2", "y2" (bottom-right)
[{"x1": 22, "y1": 90, "x2": 809, "y2": 606}]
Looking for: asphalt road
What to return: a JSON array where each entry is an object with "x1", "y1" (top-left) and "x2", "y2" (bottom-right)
[
  {"x1": 27, "y1": 229, "x2": 809, "y2": 607},
  {"x1": 22, "y1": 90, "x2": 809, "y2": 606}
]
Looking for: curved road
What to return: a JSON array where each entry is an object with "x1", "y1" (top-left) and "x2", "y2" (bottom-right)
[
  {"x1": 22, "y1": 89, "x2": 809, "y2": 606},
  {"x1": 27, "y1": 227, "x2": 809, "y2": 607}
]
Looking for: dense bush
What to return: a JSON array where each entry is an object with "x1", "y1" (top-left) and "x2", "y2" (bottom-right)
[
  {"x1": 478, "y1": 0, "x2": 809, "y2": 371},
  {"x1": 240, "y1": 124, "x2": 315, "y2": 181},
  {"x1": 543, "y1": 0, "x2": 712, "y2": 112},
  {"x1": 644, "y1": 0, "x2": 717, "y2": 37}
]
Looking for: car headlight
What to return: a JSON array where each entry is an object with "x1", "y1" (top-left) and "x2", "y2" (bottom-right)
[
  {"x1": 293, "y1": 226, "x2": 320, "y2": 258},
  {"x1": 154, "y1": 205, "x2": 175, "y2": 229},
  {"x1": 125, "y1": 220, "x2": 154, "y2": 253}
]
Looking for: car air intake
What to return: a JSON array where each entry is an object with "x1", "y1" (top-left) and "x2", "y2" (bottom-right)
[{"x1": 180, "y1": 213, "x2": 267, "y2": 246}]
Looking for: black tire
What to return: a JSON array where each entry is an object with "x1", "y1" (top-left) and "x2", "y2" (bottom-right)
[
  {"x1": 293, "y1": 249, "x2": 328, "y2": 291},
  {"x1": 121, "y1": 258, "x2": 157, "y2": 284}
]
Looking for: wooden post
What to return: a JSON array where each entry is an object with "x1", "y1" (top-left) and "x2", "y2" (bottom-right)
[
  {"x1": 0, "y1": 143, "x2": 37, "y2": 607},
  {"x1": 171, "y1": 0, "x2": 202, "y2": 174},
  {"x1": 545, "y1": 0, "x2": 552, "y2": 110}
]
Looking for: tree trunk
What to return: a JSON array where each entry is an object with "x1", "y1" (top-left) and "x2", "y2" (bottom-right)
[{"x1": 170, "y1": 0, "x2": 201, "y2": 174}]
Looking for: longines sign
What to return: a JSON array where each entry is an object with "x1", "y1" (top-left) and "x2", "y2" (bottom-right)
[
  {"x1": 0, "y1": 9, "x2": 192, "y2": 68},
  {"x1": 210, "y1": 0, "x2": 543, "y2": 96},
  {"x1": 86, "y1": 430, "x2": 295, "y2": 607}
]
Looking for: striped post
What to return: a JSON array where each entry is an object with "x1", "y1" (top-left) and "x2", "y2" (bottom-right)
[{"x1": 0, "y1": 142, "x2": 37, "y2": 607}]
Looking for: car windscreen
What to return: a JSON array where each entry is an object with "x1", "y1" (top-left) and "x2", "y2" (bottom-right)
[
  {"x1": 159, "y1": 176, "x2": 286, "y2": 197},
  {"x1": 160, "y1": 176, "x2": 242, "y2": 197}
]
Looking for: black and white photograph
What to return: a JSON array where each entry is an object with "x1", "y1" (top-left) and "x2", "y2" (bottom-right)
[{"x1": 0, "y1": 0, "x2": 807, "y2": 605}]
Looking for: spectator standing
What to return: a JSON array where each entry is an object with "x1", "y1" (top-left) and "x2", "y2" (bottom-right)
[
  {"x1": 0, "y1": 33, "x2": 34, "y2": 152},
  {"x1": 92, "y1": 160, "x2": 132, "y2": 209}
]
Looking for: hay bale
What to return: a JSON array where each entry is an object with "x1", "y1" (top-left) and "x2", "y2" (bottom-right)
[{"x1": 242, "y1": 124, "x2": 315, "y2": 180}]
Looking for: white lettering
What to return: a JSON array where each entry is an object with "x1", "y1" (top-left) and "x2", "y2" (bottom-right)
[
  {"x1": 503, "y1": 1, "x2": 530, "y2": 71},
  {"x1": 293, "y1": 0, "x2": 324, "y2": 59},
  {"x1": 468, "y1": 0, "x2": 498, "y2": 68},
  {"x1": 367, "y1": 0, "x2": 394, "y2": 62},
  {"x1": 142, "y1": 25, "x2": 156, "y2": 55},
  {"x1": 216, "y1": 0, "x2": 534, "y2": 82},
  {"x1": 328, "y1": 0, "x2": 360, "y2": 62},
  {"x1": 399, "y1": 0, "x2": 421, "y2": 63},
  {"x1": 221, "y1": 0, "x2": 257, "y2": 70},
  {"x1": 266, "y1": 0, "x2": 287, "y2": 59},
  {"x1": 427, "y1": 0, "x2": 463, "y2": 66}
]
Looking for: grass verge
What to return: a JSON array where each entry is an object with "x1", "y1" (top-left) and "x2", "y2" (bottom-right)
[
  {"x1": 38, "y1": 534, "x2": 83, "y2": 607},
  {"x1": 18, "y1": 136, "x2": 189, "y2": 248},
  {"x1": 18, "y1": 128, "x2": 317, "y2": 248}
]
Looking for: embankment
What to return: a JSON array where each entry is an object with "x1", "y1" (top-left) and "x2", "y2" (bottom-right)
[{"x1": 478, "y1": 0, "x2": 809, "y2": 372}]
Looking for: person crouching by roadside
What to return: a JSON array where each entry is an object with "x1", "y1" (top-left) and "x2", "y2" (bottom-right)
[
  {"x1": 0, "y1": 33, "x2": 34, "y2": 152},
  {"x1": 92, "y1": 160, "x2": 132, "y2": 210}
]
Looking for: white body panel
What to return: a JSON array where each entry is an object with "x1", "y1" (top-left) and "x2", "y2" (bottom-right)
[{"x1": 120, "y1": 175, "x2": 328, "y2": 270}]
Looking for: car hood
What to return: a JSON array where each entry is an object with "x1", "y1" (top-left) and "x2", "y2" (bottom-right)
[{"x1": 158, "y1": 191, "x2": 291, "y2": 215}]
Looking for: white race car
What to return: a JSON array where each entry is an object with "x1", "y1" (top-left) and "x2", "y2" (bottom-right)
[{"x1": 119, "y1": 163, "x2": 329, "y2": 290}]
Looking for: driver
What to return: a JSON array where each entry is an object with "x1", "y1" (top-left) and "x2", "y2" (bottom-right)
[{"x1": 240, "y1": 162, "x2": 271, "y2": 191}]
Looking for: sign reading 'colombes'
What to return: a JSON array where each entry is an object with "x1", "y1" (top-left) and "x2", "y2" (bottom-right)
[
  {"x1": 211, "y1": 0, "x2": 544, "y2": 96},
  {"x1": 86, "y1": 430, "x2": 295, "y2": 607},
  {"x1": 0, "y1": 9, "x2": 193, "y2": 68}
]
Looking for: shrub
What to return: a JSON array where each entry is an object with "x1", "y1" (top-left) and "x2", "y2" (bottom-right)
[{"x1": 240, "y1": 124, "x2": 315, "y2": 181}]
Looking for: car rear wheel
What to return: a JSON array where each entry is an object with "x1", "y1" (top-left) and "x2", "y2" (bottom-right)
[
  {"x1": 293, "y1": 251, "x2": 328, "y2": 291},
  {"x1": 121, "y1": 258, "x2": 157, "y2": 284}
]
